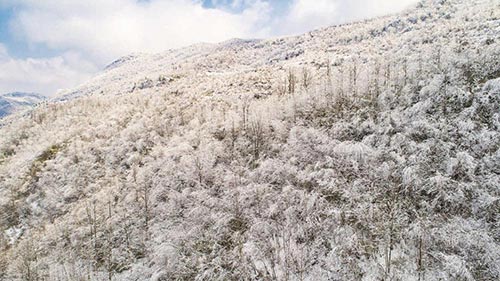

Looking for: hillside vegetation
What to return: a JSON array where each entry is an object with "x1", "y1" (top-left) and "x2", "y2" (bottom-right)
[{"x1": 0, "y1": 0, "x2": 499, "y2": 280}]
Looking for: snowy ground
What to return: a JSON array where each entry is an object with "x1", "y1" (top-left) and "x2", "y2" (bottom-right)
[{"x1": 0, "y1": 0, "x2": 499, "y2": 280}]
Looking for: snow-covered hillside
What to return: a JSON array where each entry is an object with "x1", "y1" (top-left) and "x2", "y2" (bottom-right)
[
  {"x1": 0, "y1": 0, "x2": 499, "y2": 280},
  {"x1": 0, "y1": 92, "x2": 46, "y2": 118}
]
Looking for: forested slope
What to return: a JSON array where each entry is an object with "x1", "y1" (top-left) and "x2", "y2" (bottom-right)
[{"x1": 0, "y1": 0, "x2": 499, "y2": 280}]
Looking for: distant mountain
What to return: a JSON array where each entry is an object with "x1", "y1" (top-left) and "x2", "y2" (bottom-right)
[{"x1": 0, "y1": 92, "x2": 46, "y2": 118}]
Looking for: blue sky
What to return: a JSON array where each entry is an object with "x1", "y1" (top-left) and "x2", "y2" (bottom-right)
[
  {"x1": 0, "y1": 0, "x2": 418, "y2": 96},
  {"x1": 0, "y1": 5, "x2": 57, "y2": 59}
]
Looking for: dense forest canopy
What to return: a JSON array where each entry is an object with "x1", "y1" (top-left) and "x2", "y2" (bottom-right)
[{"x1": 0, "y1": 0, "x2": 499, "y2": 280}]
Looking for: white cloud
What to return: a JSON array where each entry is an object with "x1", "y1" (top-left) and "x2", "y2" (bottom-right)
[
  {"x1": 278, "y1": 0, "x2": 419, "y2": 35},
  {"x1": 9, "y1": 0, "x2": 272, "y2": 64},
  {"x1": 0, "y1": 44, "x2": 96, "y2": 96},
  {"x1": 279, "y1": 0, "x2": 338, "y2": 34}
]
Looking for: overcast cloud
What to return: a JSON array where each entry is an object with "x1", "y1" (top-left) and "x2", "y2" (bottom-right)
[{"x1": 0, "y1": 0, "x2": 418, "y2": 96}]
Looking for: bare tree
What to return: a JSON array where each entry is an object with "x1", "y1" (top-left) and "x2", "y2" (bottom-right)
[
  {"x1": 15, "y1": 236, "x2": 44, "y2": 281},
  {"x1": 349, "y1": 60, "x2": 358, "y2": 96},
  {"x1": 248, "y1": 118, "x2": 265, "y2": 162},
  {"x1": 384, "y1": 61, "x2": 392, "y2": 90},
  {"x1": 133, "y1": 165, "x2": 151, "y2": 242},
  {"x1": 103, "y1": 200, "x2": 116, "y2": 281},
  {"x1": 287, "y1": 69, "x2": 297, "y2": 95},
  {"x1": 0, "y1": 234, "x2": 8, "y2": 281},
  {"x1": 302, "y1": 68, "x2": 312, "y2": 91},
  {"x1": 241, "y1": 98, "x2": 251, "y2": 132}
]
